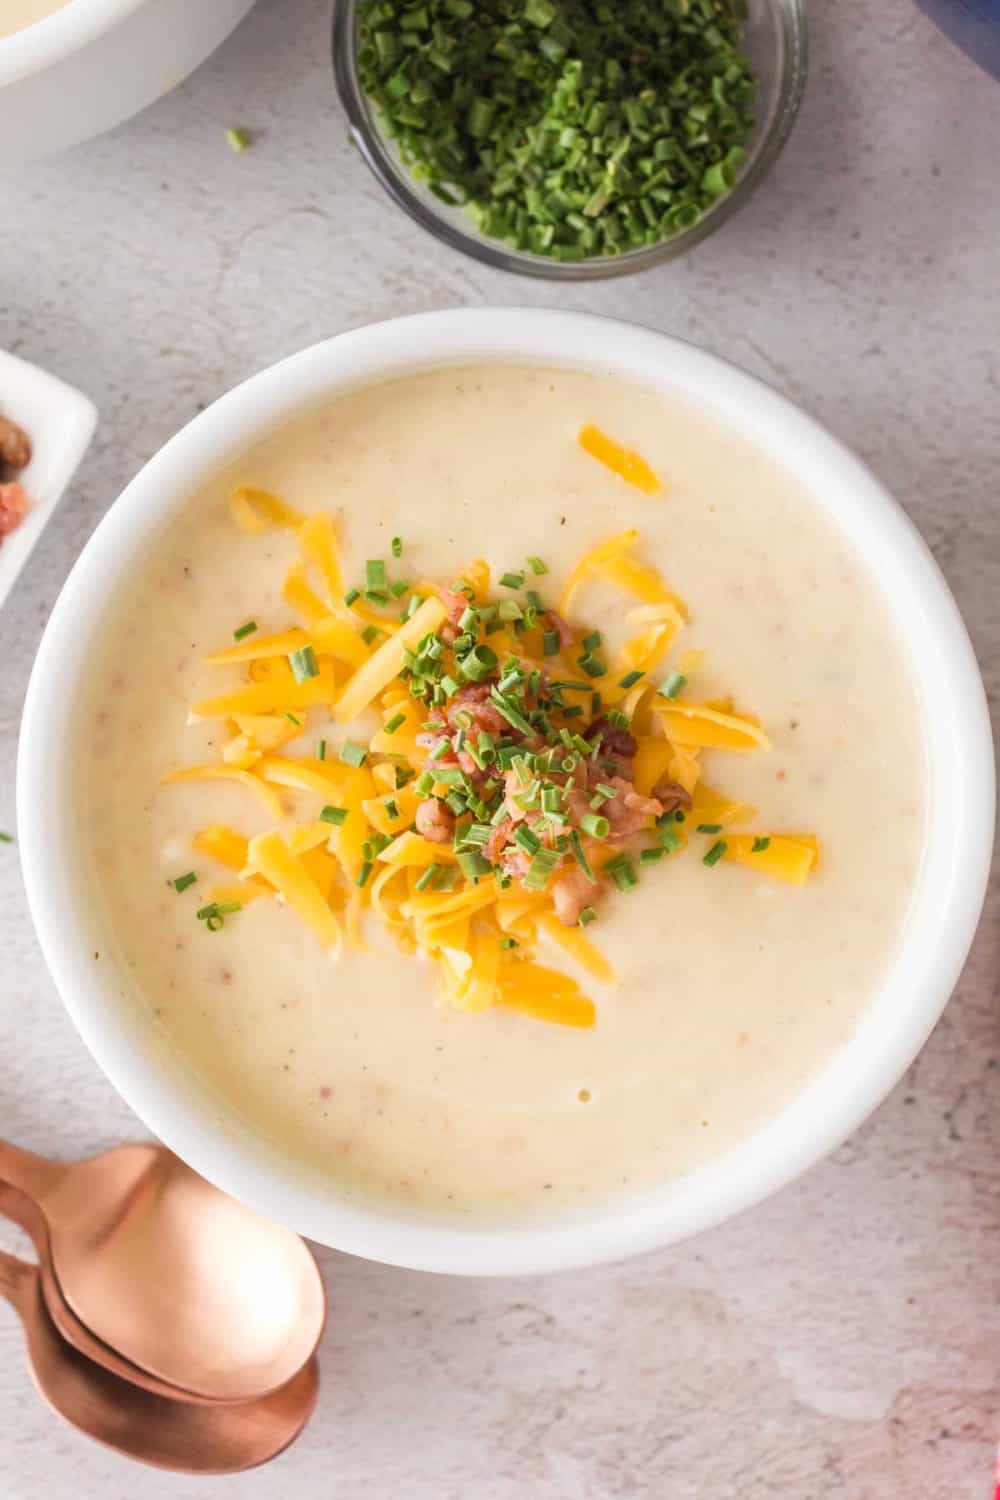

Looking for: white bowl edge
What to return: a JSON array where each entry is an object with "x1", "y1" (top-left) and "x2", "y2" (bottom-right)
[{"x1": 16, "y1": 309, "x2": 996, "y2": 1275}]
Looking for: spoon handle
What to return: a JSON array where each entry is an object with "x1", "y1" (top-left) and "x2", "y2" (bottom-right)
[
  {"x1": 0, "y1": 1248, "x2": 35, "y2": 1315},
  {"x1": 0, "y1": 1140, "x2": 63, "y2": 1200}
]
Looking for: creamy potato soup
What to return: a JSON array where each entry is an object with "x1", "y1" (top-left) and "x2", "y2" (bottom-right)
[
  {"x1": 0, "y1": 0, "x2": 70, "y2": 40},
  {"x1": 80, "y1": 367, "x2": 925, "y2": 1217}
]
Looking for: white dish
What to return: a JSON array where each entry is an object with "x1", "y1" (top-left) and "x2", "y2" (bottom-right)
[
  {"x1": 0, "y1": 349, "x2": 96, "y2": 613},
  {"x1": 0, "y1": 0, "x2": 257, "y2": 164},
  {"x1": 16, "y1": 310, "x2": 995, "y2": 1275}
]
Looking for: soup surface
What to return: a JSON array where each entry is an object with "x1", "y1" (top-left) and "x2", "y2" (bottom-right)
[
  {"x1": 0, "y1": 0, "x2": 70, "y2": 41},
  {"x1": 80, "y1": 366, "x2": 925, "y2": 1216}
]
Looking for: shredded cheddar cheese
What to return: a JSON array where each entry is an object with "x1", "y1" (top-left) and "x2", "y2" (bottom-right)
[
  {"x1": 578, "y1": 424, "x2": 662, "y2": 496},
  {"x1": 164, "y1": 488, "x2": 819, "y2": 1028}
]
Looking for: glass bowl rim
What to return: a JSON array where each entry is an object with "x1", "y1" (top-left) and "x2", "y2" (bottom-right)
[{"x1": 332, "y1": 0, "x2": 809, "y2": 281}]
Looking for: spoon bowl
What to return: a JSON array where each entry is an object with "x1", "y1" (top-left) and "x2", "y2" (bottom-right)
[
  {"x1": 0, "y1": 1140, "x2": 326, "y2": 1402},
  {"x1": 0, "y1": 1250, "x2": 318, "y2": 1473},
  {"x1": 0, "y1": 1179, "x2": 225, "y2": 1403}
]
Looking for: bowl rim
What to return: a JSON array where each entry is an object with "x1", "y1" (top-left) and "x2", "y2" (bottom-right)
[
  {"x1": 0, "y1": 0, "x2": 149, "y2": 87},
  {"x1": 17, "y1": 309, "x2": 995, "y2": 1276},
  {"x1": 332, "y1": 0, "x2": 809, "y2": 280}
]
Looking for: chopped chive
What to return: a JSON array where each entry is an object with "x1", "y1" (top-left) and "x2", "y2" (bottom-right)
[
  {"x1": 514, "y1": 825, "x2": 541, "y2": 855},
  {"x1": 415, "y1": 771, "x2": 435, "y2": 794},
  {"x1": 500, "y1": 935, "x2": 519, "y2": 949},
  {"x1": 415, "y1": 862, "x2": 441, "y2": 891},
  {"x1": 343, "y1": 587, "x2": 361, "y2": 607},
  {"x1": 703, "y1": 840, "x2": 728, "y2": 867},
  {"x1": 569, "y1": 829, "x2": 596, "y2": 883},
  {"x1": 284, "y1": 712, "x2": 301, "y2": 726},
  {"x1": 578, "y1": 906, "x2": 597, "y2": 927},
  {"x1": 606, "y1": 854, "x2": 638, "y2": 892},
  {"x1": 391, "y1": 535, "x2": 403, "y2": 558},
  {"x1": 339, "y1": 740, "x2": 367, "y2": 767},
  {"x1": 640, "y1": 846, "x2": 665, "y2": 865},
  {"x1": 523, "y1": 847, "x2": 560, "y2": 890},
  {"x1": 364, "y1": 589, "x2": 389, "y2": 606},
  {"x1": 526, "y1": 556, "x2": 548, "y2": 575},
  {"x1": 288, "y1": 645, "x2": 319, "y2": 683},
  {"x1": 458, "y1": 643, "x2": 498, "y2": 682},
  {"x1": 578, "y1": 654, "x2": 607, "y2": 678},
  {"x1": 580, "y1": 812, "x2": 610, "y2": 839},
  {"x1": 233, "y1": 619, "x2": 257, "y2": 641},
  {"x1": 320, "y1": 805, "x2": 348, "y2": 826},
  {"x1": 499, "y1": 570, "x2": 525, "y2": 589},
  {"x1": 384, "y1": 712, "x2": 406, "y2": 735},
  {"x1": 364, "y1": 559, "x2": 387, "y2": 592},
  {"x1": 172, "y1": 872, "x2": 197, "y2": 893},
  {"x1": 385, "y1": 799, "x2": 399, "y2": 819},
  {"x1": 752, "y1": 836, "x2": 772, "y2": 853},
  {"x1": 406, "y1": 595, "x2": 422, "y2": 619},
  {"x1": 659, "y1": 671, "x2": 687, "y2": 699},
  {"x1": 617, "y1": 670, "x2": 643, "y2": 689},
  {"x1": 226, "y1": 126, "x2": 251, "y2": 152},
  {"x1": 542, "y1": 630, "x2": 560, "y2": 657},
  {"x1": 361, "y1": 625, "x2": 381, "y2": 645},
  {"x1": 429, "y1": 739, "x2": 450, "y2": 762},
  {"x1": 457, "y1": 850, "x2": 491, "y2": 880},
  {"x1": 582, "y1": 629, "x2": 601, "y2": 651},
  {"x1": 696, "y1": 823, "x2": 723, "y2": 834},
  {"x1": 659, "y1": 826, "x2": 682, "y2": 853},
  {"x1": 357, "y1": 861, "x2": 373, "y2": 888},
  {"x1": 497, "y1": 599, "x2": 523, "y2": 622},
  {"x1": 316, "y1": 738, "x2": 327, "y2": 761},
  {"x1": 0, "y1": 832, "x2": 12, "y2": 844},
  {"x1": 440, "y1": 673, "x2": 460, "y2": 697},
  {"x1": 390, "y1": 579, "x2": 409, "y2": 598}
]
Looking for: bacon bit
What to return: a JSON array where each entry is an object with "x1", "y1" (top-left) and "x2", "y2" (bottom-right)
[
  {"x1": 544, "y1": 609, "x2": 574, "y2": 648},
  {"x1": 485, "y1": 816, "x2": 514, "y2": 863},
  {"x1": 586, "y1": 716, "x2": 637, "y2": 760},
  {"x1": 415, "y1": 799, "x2": 455, "y2": 844},
  {"x1": 444, "y1": 682, "x2": 506, "y2": 738},
  {"x1": 553, "y1": 868, "x2": 595, "y2": 927},
  {"x1": 0, "y1": 482, "x2": 29, "y2": 538},
  {"x1": 651, "y1": 779, "x2": 692, "y2": 814},
  {"x1": 592, "y1": 774, "x2": 662, "y2": 838},
  {"x1": 439, "y1": 586, "x2": 468, "y2": 627},
  {"x1": 0, "y1": 416, "x2": 31, "y2": 472}
]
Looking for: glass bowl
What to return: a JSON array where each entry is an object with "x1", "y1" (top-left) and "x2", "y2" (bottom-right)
[{"x1": 332, "y1": 0, "x2": 808, "y2": 281}]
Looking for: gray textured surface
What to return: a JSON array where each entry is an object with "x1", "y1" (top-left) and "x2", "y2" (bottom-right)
[{"x1": 1, "y1": 1, "x2": 999, "y2": 1495}]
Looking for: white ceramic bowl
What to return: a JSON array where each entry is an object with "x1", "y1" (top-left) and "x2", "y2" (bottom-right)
[
  {"x1": 17, "y1": 310, "x2": 995, "y2": 1275},
  {"x1": 0, "y1": 0, "x2": 257, "y2": 164}
]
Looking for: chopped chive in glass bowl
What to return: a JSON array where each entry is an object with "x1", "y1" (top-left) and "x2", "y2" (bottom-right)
[{"x1": 333, "y1": 0, "x2": 807, "y2": 280}]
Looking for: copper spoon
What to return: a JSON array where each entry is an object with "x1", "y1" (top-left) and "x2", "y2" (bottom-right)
[
  {"x1": 0, "y1": 1179, "x2": 222, "y2": 1403},
  {"x1": 0, "y1": 1248, "x2": 318, "y2": 1473},
  {"x1": 0, "y1": 1139, "x2": 325, "y2": 1403}
]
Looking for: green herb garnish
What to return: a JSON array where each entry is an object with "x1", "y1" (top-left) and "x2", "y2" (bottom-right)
[
  {"x1": 288, "y1": 645, "x2": 319, "y2": 683},
  {"x1": 172, "y1": 872, "x2": 197, "y2": 893},
  {"x1": 357, "y1": 0, "x2": 756, "y2": 262},
  {"x1": 339, "y1": 741, "x2": 367, "y2": 767},
  {"x1": 233, "y1": 620, "x2": 257, "y2": 641},
  {"x1": 703, "y1": 840, "x2": 728, "y2": 867}
]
